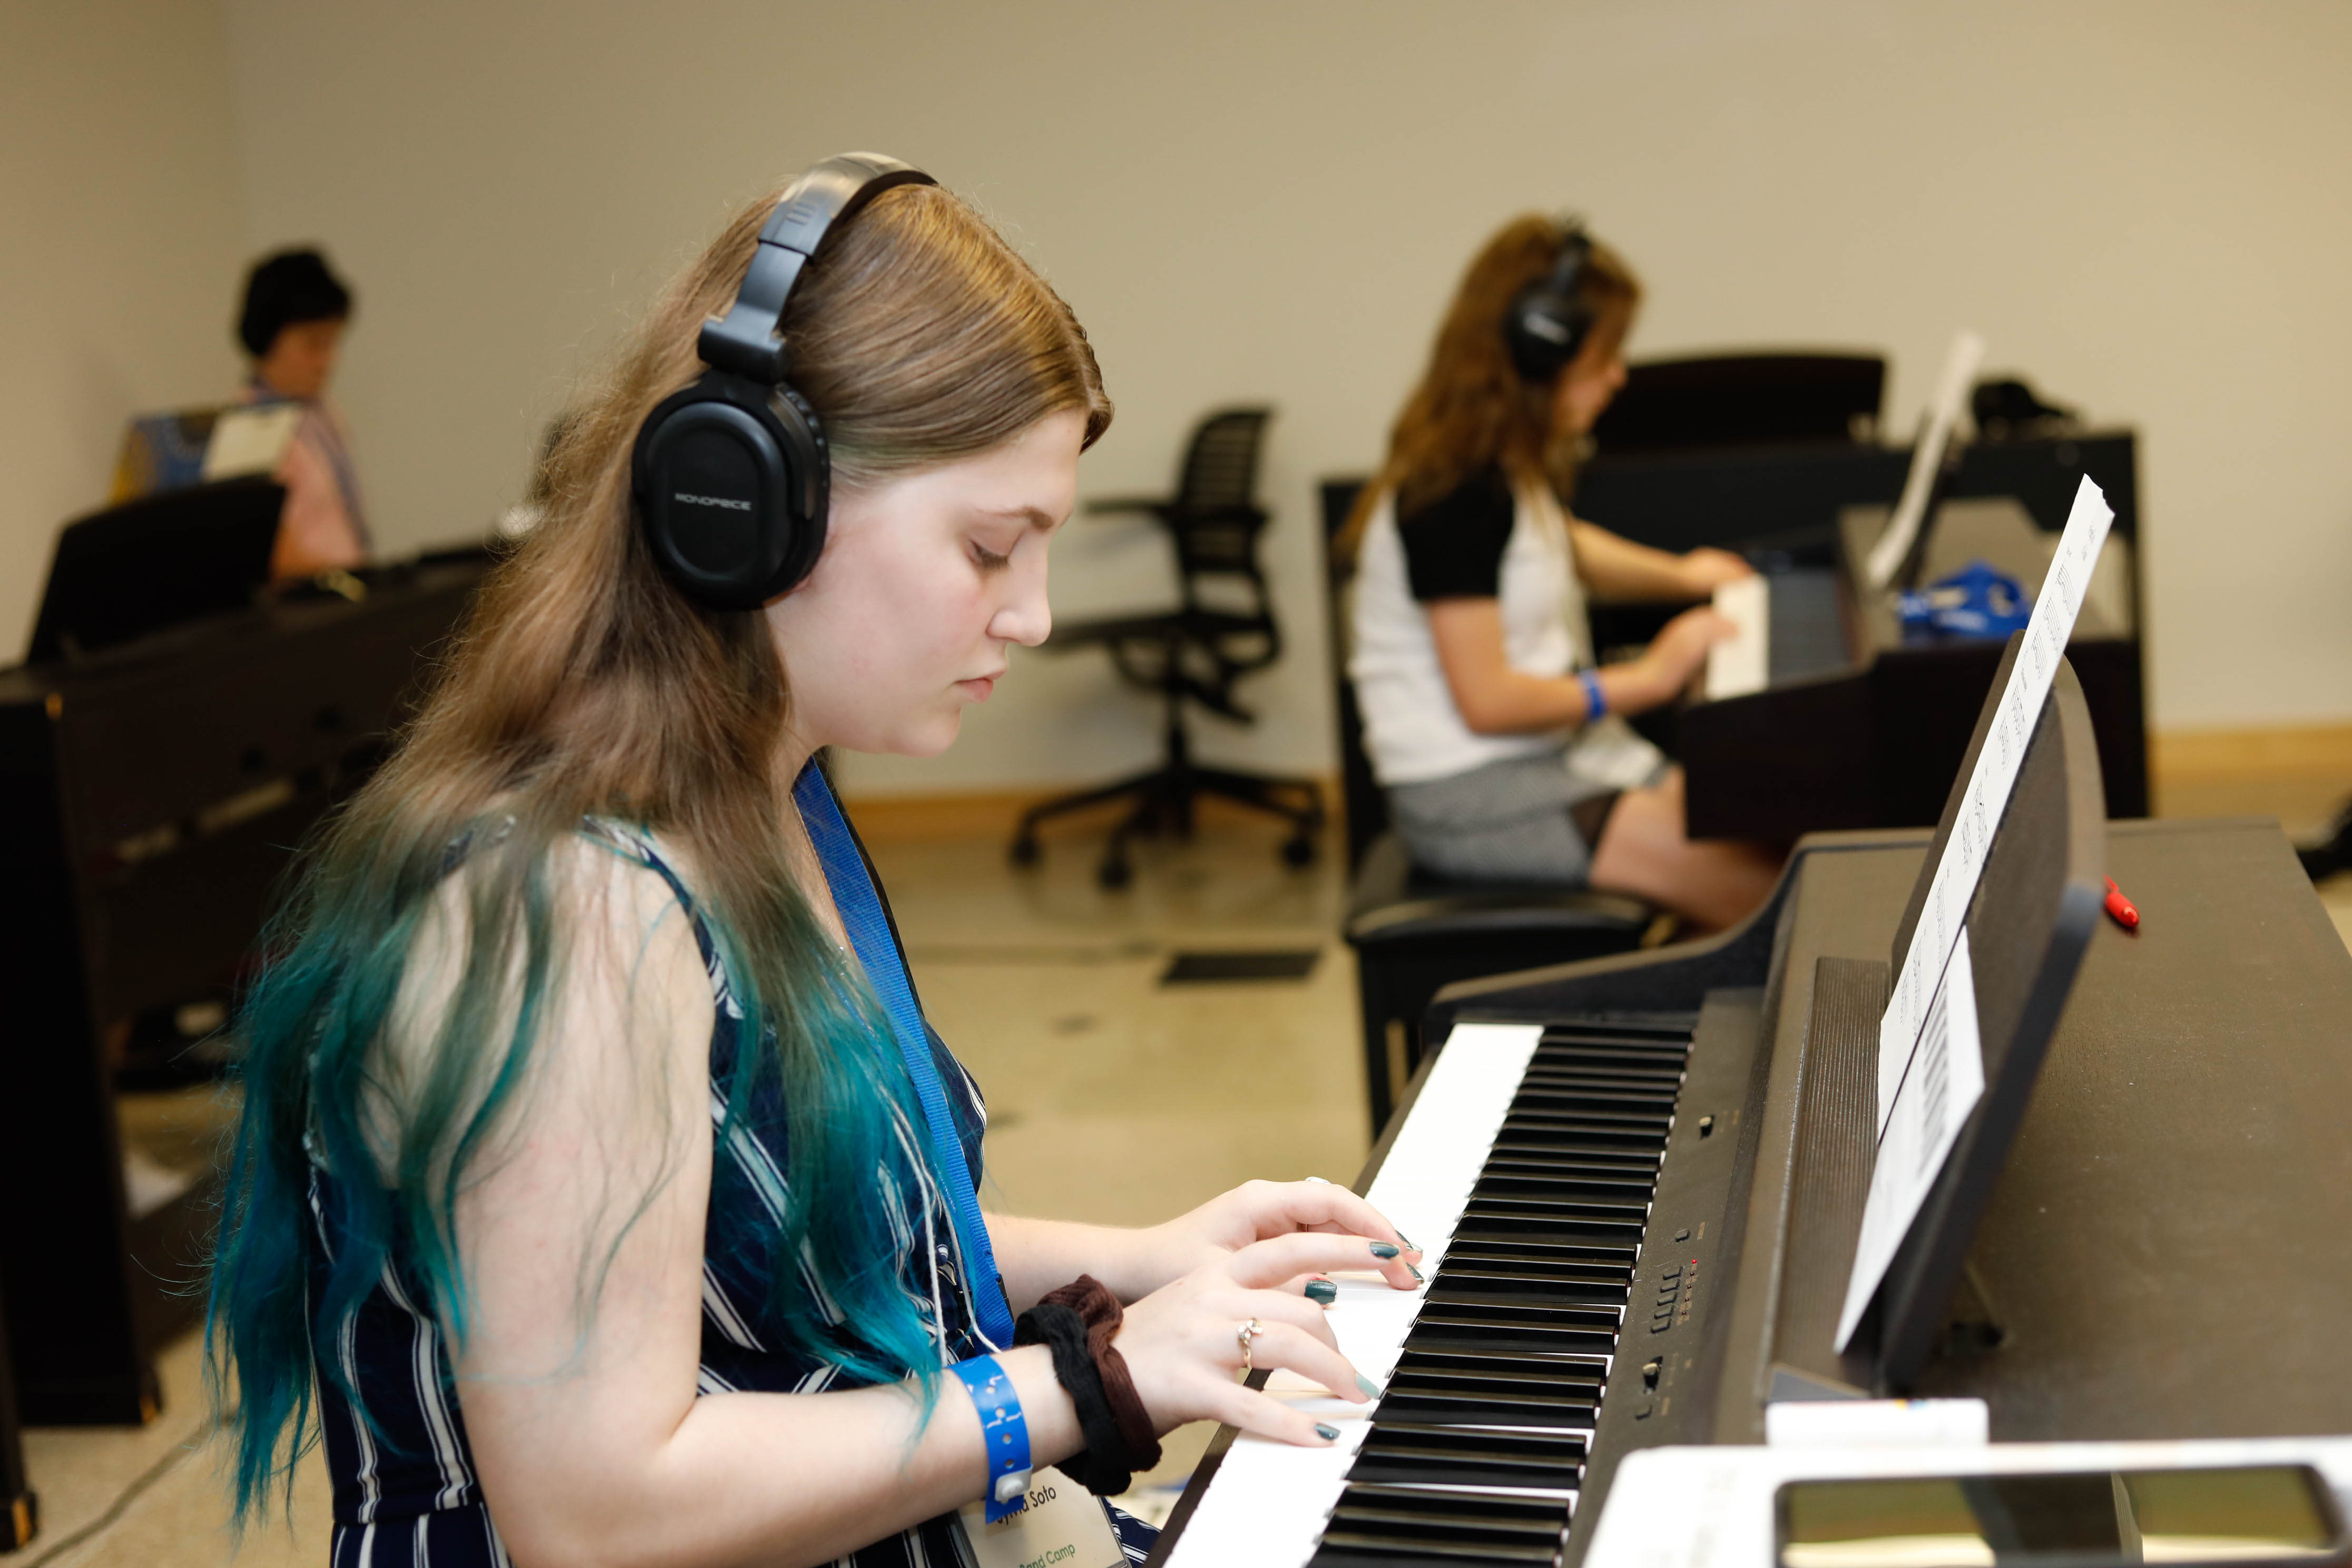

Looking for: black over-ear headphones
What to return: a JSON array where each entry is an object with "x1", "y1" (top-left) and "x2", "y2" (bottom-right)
[
  {"x1": 633, "y1": 152, "x2": 936, "y2": 609},
  {"x1": 1502, "y1": 220, "x2": 1596, "y2": 384}
]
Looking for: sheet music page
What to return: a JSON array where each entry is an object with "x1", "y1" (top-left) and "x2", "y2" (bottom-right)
[
  {"x1": 1837, "y1": 928, "x2": 1986, "y2": 1349},
  {"x1": 1864, "y1": 330, "x2": 1986, "y2": 591},
  {"x1": 1875, "y1": 474, "x2": 2113, "y2": 1135},
  {"x1": 1703, "y1": 574, "x2": 1769, "y2": 700},
  {"x1": 202, "y1": 404, "x2": 303, "y2": 481}
]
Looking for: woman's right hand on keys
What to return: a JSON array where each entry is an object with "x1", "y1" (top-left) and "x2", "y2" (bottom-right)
[
  {"x1": 1625, "y1": 605, "x2": 1737, "y2": 710},
  {"x1": 1112, "y1": 1232, "x2": 1416, "y2": 1446}
]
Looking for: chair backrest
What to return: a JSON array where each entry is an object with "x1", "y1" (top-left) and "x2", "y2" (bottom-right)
[
  {"x1": 1174, "y1": 407, "x2": 1272, "y2": 512},
  {"x1": 1589, "y1": 351, "x2": 1885, "y2": 456},
  {"x1": 1165, "y1": 408, "x2": 1277, "y2": 643},
  {"x1": 1318, "y1": 477, "x2": 1388, "y2": 871}
]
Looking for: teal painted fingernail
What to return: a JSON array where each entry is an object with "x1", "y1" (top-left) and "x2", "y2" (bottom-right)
[
  {"x1": 1305, "y1": 1279, "x2": 1338, "y2": 1306},
  {"x1": 1355, "y1": 1373, "x2": 1380, "y2": 1398},
  {"x1": 1397, "y1": 1234, "x2": 1419, "y2": 1252},
  {"x1": 1369, "y1": 1242, "x2": 1400, "y2": 1259},
  {"x1": 1315, "y1": 1423, "x2": 1340, "y2": 1442},
  {"x1": 1406, "y1": 1261, "x2": 1425, "y2": 1282}
]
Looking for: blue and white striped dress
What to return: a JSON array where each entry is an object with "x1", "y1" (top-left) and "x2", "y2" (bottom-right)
[{"x1": 304, "y1": 822, "x2": 1156, "y2": 1566}]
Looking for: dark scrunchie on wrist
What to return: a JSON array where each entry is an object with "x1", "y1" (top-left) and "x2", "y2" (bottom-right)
[{"x1": 1012, "y1": 1275, "x2": 1163, "y2": 1496}]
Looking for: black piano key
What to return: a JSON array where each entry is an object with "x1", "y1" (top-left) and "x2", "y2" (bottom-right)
[
  {"x1": 1487, "y1": 1139, "x2": 1665, "y2": 1168},
  {"x1": 1436, "y1": 1243, "x2": 1632, "y2": 1281},
  {"x1": 1484, "y1": 1146, "x2": 1661, "y2": 1175},
  {"x1": 1516, "y1": 1086, "x2": 1679, "y2": 1110},
  {"x1": 1525, "y1": 1059, "x2": 1684, "y2": 1083},
  {"x1": 1390, "y1": 1346, "x2": 1611, "y2": 1387},
  {"x1": 1373, "y1": 1363, "x2": 1618, "y2": 1438},
  {"x1": 1539, "y1": 1017, "x2": 1696, "y2": 1038},
  {"x1": 1534, "y1": 1041, "x2": 1689, "y2": 1065},
  {"x1": 1458, "y1": 1213, "x2": 1646, "y2": 1241},
  {"x1": 1472, "y1": 1171, "x2": 1658, "y2": 1202},
  {"x1": 1310, "y1": 1537, "x2": 1561, "y2": 1567},
  {"x1": 1407, "y1": 1306, "x2": 1621, "y2": 1355},
  {"x1": 1330, "y1": 1484, "x2": 1570, "y2": 1536},
  {"x1": 1524, "y1": 1053, "x2": 1686, "y2": 1077},
  {"x1": 1500, "y1": 1107, "x2": 1674, "y2": 1139},
  {"x1": 1521, "y1": 1061, "x2": 1685, "y2": 1086},
  {"x1": 1374, "y1": 1389, "x2": 1598, "y2": 1428},
  {"x1": 1348, "y1": 1422, "x2": 1587, "y2": 1491},
  {"x1": 1311, "y1": 1485, "x2": 1570, "y2": 1566},
  {"x1": 1444, "y1": 1232, "x2": 1643, "y2": 1267},
  {"x1": 1543, "y1": 1025, "x2": 1693, "y2": 1048},
  {"x1": 1457, "y1": 1198, "x2": 1650, "y2": 1232},
  {"x1": 1429, "y1": 1261, "x2": 1627, "y2": 1301}
]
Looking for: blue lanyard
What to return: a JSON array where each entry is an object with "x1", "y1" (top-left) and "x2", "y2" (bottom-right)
[{"x1": 792, "y1": 764, "x2": 1018, "y2": 1351}]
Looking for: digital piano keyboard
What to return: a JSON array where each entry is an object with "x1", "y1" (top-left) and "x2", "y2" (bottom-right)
[{"x1": 1150, "y1": 662, "x2": 2352, "y2": 1567}]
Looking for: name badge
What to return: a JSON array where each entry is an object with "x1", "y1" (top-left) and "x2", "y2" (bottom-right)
[{"x1": 953, "y1": 1470, "x2": 1124, "y2": 1568}]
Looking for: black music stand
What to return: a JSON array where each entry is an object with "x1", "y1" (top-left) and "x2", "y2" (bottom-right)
[
  {"x1": 25, "y1": 477, "x2": 283, "y2": 663},
  {"x1": 1816, "y1": 636, "x2": 2109, "y2": 1390}
]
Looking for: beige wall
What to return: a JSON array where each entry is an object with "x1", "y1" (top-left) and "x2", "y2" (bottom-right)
[
  {"x1": 14, "y1": 2, "x2": 2351, "y2": 791},
  {"x1": 0, "y1": 0, "x2": 250, "y2": 654}
]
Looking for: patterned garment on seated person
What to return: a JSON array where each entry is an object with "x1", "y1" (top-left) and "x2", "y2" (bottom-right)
[{"x1": 1386, "y1": 742, "x2": 1664, "y2": 886}]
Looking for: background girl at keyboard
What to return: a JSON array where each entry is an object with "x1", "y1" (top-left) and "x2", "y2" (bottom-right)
[{"x1": 1344, "y1": 213, "x2": 1782, "y2": 930}]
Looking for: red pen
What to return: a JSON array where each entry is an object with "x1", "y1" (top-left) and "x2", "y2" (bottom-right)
[{"x1": 2104, "y1": 876, "x2": 2139, "y2": 930}]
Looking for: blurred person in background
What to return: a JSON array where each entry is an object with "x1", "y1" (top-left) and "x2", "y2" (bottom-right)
[
  {"x1": 237, "y1": 247, "x2": 371, "y2": 579},
  {"x1": 1344, "y1": 214, "x2": 1780, "y2": 930}
]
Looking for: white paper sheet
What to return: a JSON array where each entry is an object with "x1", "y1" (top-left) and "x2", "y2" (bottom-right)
[
  {"x1": 202, "y1": 403, "x2": 303, "y2": 479},
  {"x1": 1865, "y1": 330, "x2": 1986, "y2": 591},
  {"x1": 1875, "y1": 475, "x2": 2113, "y2": 1135},
  {"x1": 1704, "y1": 574, "x2": 1769, "y2": 700},
  {"x1": 1585, "y1": 1439, "x2": 2352, "y2": 1568},
  {"x1": 1837, "y1": 927, "x2": 1986, "y2": 1347}
]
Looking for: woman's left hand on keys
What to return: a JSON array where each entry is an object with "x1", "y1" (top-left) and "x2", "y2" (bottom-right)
[{"x1": 1127, "y1": 1179, "x2": 1422, "y2": 1297}]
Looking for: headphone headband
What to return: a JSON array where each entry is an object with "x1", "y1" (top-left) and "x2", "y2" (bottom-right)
[
  {"x1": 699, "y1": 152, "x2": 937, "y2": 383},
  {"x1": 636, "y1": 152, "x2": 936, "y2": 610}
]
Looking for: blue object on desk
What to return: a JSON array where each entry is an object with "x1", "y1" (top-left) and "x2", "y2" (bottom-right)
[{"x1": 1897, "y1": 559, "x2": 2033, "y2": 643}]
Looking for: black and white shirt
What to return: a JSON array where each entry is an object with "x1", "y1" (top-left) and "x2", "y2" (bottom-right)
[{"x1": 1348, "y1": 464, "x2": 1661, "y2": 789}]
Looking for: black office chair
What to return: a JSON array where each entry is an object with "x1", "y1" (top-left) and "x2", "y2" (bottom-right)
[
  {"x1": 1010, "y1": 408, "x2": 1324, "y2": 889},
  {"x1": 1318, "y1": 479, "x2": 1667, "y2": 1131}
]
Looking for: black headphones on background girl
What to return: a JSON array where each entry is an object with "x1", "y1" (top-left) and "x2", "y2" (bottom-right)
[
  {"x1": 1502, "y1": 220, "x2": 1596, "y2": 384},
  {"x1": 633, "y1": 152, "x2": 935, "y2": 610}
]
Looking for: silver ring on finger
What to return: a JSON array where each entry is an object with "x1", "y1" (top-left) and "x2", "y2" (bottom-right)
[{"x1": 1236, "y1": 1317, "x2": 1265, "y2": 1376}]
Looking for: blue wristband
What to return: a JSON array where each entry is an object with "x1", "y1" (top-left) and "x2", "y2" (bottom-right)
[
  {"x1": 949, "y1": 1356, "x2": 1032, "y2": 1522},
  {"x1": 1578, "y1": 668, "x2": 1608, "y2": 721}
]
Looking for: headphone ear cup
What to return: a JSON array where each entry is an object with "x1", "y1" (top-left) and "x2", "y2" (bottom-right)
[
  {"x1": 761, "y1": 381, "x2": 830, "y2": 599},
  {"x1": 1505, "y1": 288, "x2": 1588, "y2": 383},
  {"x1": 633, "y1": 373, "x2": 828, "y2": 610}
]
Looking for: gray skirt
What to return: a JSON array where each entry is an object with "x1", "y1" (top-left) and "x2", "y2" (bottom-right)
[{"x1": 1387, "y1": 748, "x2": 1652, "y2": 887}]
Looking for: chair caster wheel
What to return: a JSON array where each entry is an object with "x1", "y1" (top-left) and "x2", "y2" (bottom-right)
[
  {"x1": 1281, "y1": 833, "x2": 1318, "y2": 868},
  {"x1": 1009, "y1": 834, "x2": 1040, "y2": 867},
  {"x1": 1097, "y1": 856, "x2": 1133, "y2": 890}
]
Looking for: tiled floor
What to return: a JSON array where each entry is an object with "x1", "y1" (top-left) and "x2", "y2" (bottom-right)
[{"x1": 17, "y1": 799, "x2": 2352, "y2": 1565}]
